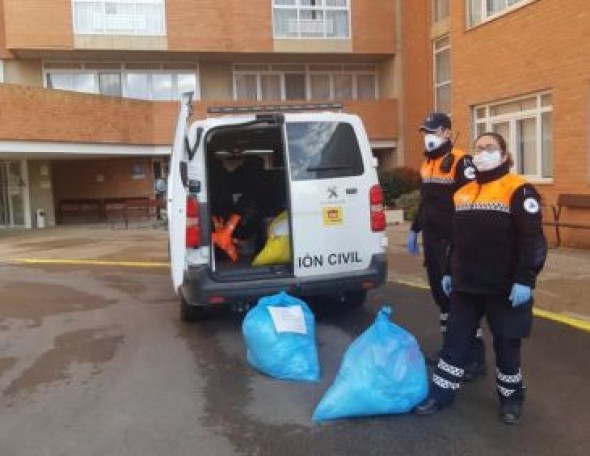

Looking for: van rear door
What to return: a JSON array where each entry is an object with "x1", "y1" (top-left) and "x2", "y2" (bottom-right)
[
  {"x1": 167, "y1": 93, "x2": 192, "y2": 292},
  {"x1": 285, "y1": 114, "x2": 378, "y2": 278}
]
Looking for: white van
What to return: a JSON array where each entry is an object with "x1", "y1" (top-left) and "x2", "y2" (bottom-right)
[{"x1": 168, "y1": 94, "x2": 388, "y2": 321}]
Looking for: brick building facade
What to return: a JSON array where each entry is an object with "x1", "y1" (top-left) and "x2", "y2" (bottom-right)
[{"x1": 0, "y1": 0, "x2": 588, "y2": 246}]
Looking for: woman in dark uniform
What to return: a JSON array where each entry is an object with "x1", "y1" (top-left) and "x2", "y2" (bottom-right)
[{"x1": 414, "y1": 131, "x2": 548, "y2": 425}]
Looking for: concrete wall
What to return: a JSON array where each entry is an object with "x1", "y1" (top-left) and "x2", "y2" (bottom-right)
[
  {"x1": 199, "y1": 61, "x2": 234, "y2": 100},
  {"x1": 399, "y1": 0, "x2": 432, "y2": 169},
  {"x1": 0, "y1": 84, "x2": 175, "y2": 145},
  {"x1": 0, "y1": 83, "x2": 397, "y2": 144},
  {"x1": 51, "y1": 157, "x2": 157, "y2": 202},
  {"x1": 2, "y1": 0, "x2": 396, "y2": 55},
  {"x1": 3, "y1": 0, "x2": 73, "y2": 49},
  {"x1": 4, "y1": 59, "x2": 43, "y2": 86},
  {"x1": 351, "y1": 0, "x2": 396, "y2": 54}
]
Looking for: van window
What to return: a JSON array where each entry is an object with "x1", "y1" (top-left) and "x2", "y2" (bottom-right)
[{"x1": 286, "y1": 122, "x2": 364, "y2": 180}]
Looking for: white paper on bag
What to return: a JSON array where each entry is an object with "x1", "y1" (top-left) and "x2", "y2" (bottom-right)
[{"x1": 267, "y1": 305, "x2": 307, "y2": 334}]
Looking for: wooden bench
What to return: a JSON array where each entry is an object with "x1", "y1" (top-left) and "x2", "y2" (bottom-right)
[
  {"x1": 543, "y1": 193, "x2": 590, "y2": 247},
  {"x1": 104, "y1": 197, "x2": 155, "y2": 229},
  {"x1": 58, "y1": 199, "x2": 103, "y2": 224},
  {"x1": 58, "y1": 197, "x2": 155, "y2": 228},
  {"x1": 103, "y1": 199, "x2": 129, "y2": 229}
]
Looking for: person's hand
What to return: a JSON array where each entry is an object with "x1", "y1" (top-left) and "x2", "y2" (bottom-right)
[
  {"x1": 441, "y1": 275, "x2": 452, "y2": 297},
  {"x1": 406, "y1": 231, "x2": 419, "y2": 256},
  {"x1": 509, "y1": 283, "x2": 532, "y2": 307}
]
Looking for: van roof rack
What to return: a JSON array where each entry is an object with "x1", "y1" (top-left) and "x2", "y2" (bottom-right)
[{"x1": 207, "y1": 102, "x2": 343, "y2": 115}]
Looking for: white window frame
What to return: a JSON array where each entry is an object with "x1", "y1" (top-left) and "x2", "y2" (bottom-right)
[
  {"x1": 43, "y1": 62, "x2": 200, "y2": 101},
  {"x1": 272, "y1": 0, "x2": 351, "y2": 39},
  {"x1": 433, "y1": 36, "x2": 451, "y2": 114},
  {"x1": 72, "y1": 0, "x2": 166, "y2": 36},
  {"x1": 466, "y1": 0, "x2": 536, "y2": 28},
  {"x1": 473, "y1": 92, "x2": 553, "y2": 183},
  {"x1": 0, "y1": 60, "x2": 4, "y2": 83},
  {"x1": 432, "y1": 0, "x2": 450, "y2": 24},
  {"x1": 232, "y1": 64, "x2": 378, "y2": 102}
]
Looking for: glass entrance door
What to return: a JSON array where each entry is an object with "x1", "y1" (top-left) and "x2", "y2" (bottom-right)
[{"x1": 0, "y1": 161, "x2": 26, "y2": 228}]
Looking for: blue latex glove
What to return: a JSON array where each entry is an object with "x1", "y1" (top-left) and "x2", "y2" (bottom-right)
[
  {"x1": 509, "y1": 283, "x2": 532, "y2": 307},
  {"x1": 441, "y1": 275, "x2": 452, "y2": 297},
  {"x1": 406, "y1": 231, "x2": 419, "y2": 256}
]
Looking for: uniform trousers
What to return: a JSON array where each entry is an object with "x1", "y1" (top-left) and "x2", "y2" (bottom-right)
[
  {"x1": 422, "y1": 232, "x2": 485, "y2": 364},
  {"x1": 430, "y1": 291, "x2": 532, "y2": 406}
]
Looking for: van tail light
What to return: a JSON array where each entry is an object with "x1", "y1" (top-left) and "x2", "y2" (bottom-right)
[
  {"x1": 186, "y1": 196, "x2": 201, "y2": 248},
  {"x1": 369, "y1": 185, "x2": 386, "y2": 232}
]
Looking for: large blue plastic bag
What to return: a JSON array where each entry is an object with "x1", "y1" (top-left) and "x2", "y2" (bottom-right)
[
  {"x1": 313, "y1": 307, "x2": 427, "y2": 421},
  {"x1": 242, "y1": 291, "x2": 320, "y2": 382}
]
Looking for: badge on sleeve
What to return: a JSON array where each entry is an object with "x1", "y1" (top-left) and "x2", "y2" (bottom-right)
[
  {"x1": 523, "y1": 197, "x2": 540, "y2": 214},
  {"x1": 464, "y1": 166, "x2": 476, "y2": 180}
]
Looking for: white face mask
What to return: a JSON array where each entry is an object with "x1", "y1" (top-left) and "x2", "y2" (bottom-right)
[
  {"x1": 473, "y1": 149, "x2": 503, "y2": 172},
  {"x1": 424, "y1": 133, "x2": 446, "y2": 152}
]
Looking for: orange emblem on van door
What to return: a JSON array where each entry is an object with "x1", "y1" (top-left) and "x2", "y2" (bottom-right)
[{"x1": 323, "y1": 207, "x2": 343, "y2": 225}]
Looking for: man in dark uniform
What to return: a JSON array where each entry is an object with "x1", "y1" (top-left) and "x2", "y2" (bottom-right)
[
  {"x1": 406, "y1": 112, "x2": 486, "y2": 379},
  {"x1": 414, "y1": 131, "x2": 548, "y2": 424}
]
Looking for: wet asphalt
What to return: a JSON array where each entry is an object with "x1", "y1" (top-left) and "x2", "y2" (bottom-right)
[
  {"x1": 0, "y1": 227, "x2": 590, "y2": 456},
  {"x1": 0, "y1": 246, "x2": 589, "y2": 456}
]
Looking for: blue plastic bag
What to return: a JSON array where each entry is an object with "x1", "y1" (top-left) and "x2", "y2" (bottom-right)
[
  {"x1": 242, "y1": 291, "x2": 320, "y2": 382},
  {"x1": 313, "y1": 306, "x2": 427, "y2": 421}
]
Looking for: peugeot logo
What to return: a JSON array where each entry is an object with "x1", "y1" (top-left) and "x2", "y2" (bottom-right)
[{"x1": 327, "y1": 186, "x2": 338, "y2": 199}]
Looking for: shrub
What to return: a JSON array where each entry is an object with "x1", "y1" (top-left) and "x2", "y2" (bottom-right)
[
  {"x1": 395, "y1": 190, "x2": 421, "y2": 221},
  {"x1": 378, "y1": 167, "x2": 421, "y2": 208}
]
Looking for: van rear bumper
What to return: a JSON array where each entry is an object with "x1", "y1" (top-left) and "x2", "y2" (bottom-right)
[{"x1": 181, "y1": 254, "x2": 387, "y2": 307}]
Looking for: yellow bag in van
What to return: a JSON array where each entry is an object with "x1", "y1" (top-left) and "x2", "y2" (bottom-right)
[{"x1": 252, "y1": 211, "x2": 291, "y2": 266}]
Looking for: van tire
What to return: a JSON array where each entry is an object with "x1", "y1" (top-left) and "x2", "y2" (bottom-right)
[
  {"x1": 180, "y1": 295, "x2": 208, "y2": 322},
  {"x1": 343, "y1": 290, "x2": 367, "y2": 308}
]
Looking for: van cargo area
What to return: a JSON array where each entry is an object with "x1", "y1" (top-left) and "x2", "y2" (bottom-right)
[{"x1": 204, "y1": 123, "x2": 292, "y2": 280}]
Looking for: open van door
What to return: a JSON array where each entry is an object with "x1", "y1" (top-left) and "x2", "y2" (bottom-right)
[
  {"x1": 167, "y1": 92, "x2": 193, "y2": 292},
  {"x1": 285, "y1": 116, "x2": 375, "y2": 278}
]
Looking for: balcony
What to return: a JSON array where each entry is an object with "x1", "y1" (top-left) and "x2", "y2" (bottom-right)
[{"x1": 0, "y1": 85, "x2": 397, "y2": 147}]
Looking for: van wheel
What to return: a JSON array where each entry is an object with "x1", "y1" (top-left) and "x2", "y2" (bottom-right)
[
  {"x1": 343, "y1": 291, "x2": 367, "y2": 308},
  {"x1": 180, "y1": 295, "x2": 208, "y2": 322}
]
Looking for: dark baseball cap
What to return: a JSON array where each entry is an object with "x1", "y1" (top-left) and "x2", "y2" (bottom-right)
[{"x1": 419, "y1": 112, "x2": 452, "y2": 132}]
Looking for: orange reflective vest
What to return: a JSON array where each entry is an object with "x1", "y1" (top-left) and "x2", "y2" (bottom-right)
[
  {"x1": 449, "y1": 165, "x2": 547, "y2": 294},
  {"x1": 411, "y1": 145, "x2": 475, "y2": 237}
]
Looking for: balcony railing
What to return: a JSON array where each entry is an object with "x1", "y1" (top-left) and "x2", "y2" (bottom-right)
[{"x1": 287, "y1": 19, "x2": 334, "y2": 36}]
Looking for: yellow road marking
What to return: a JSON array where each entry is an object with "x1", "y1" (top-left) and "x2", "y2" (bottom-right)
[
  {"x1": 11, "y1": 258, "x2": 169, "y2": 268},
  {"x1": 532, "y1": 308, "x2": 590, "y2": 332},
  {"x1": 7, "y1": 264, "x2": 590, "y2": 333},
  {"x1": 394, "y1": 278, "x2": 590, "y2": 334}
]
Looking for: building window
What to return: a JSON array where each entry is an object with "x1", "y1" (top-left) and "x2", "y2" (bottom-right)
[
  {"x1": 473, "y1": 92, "x2": 553, "y2": 180},
  {"x1": 273, "y1": 0, "x2": 350, "y2": 39},
  {"x1": 233, "y1": 64, "x2": 377, "y2": 102},
  {"x1": 98, "y1": 73, "x2": 122, "y2": 96},
  {"x1": 44, "y1": 63, "x2": 198, "y2": 100},
  {"x1": 433, "y1": 36, "x2": 451, "y2": 114},
  {"x1": 432, "y1": 0, "x2": 450, "y2": 23},
  {"x1": 47, "y1": 72, "x2": 97, "y2": 93},
  {"x1": 467, "y1": 0, "x2": 531, "y2": 27},
  {"x1": 72, "y1": 0, "x2": 166, "y2": 35}
]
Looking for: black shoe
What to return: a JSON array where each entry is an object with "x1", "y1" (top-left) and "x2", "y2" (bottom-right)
[
  {"x1": 463, "y1": 361, "x2": 487, "y2": 382},
  {"x1": 499, "y1": 403, "x2": 522, "y2": 425},
  {"x1": 414, "y1": 397, "x2": 445, "y2": 415}
]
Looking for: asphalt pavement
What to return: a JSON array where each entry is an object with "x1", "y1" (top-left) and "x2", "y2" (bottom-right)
[{"x1": 0, "y1": 222, "x2": 588, "y2": 456}]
